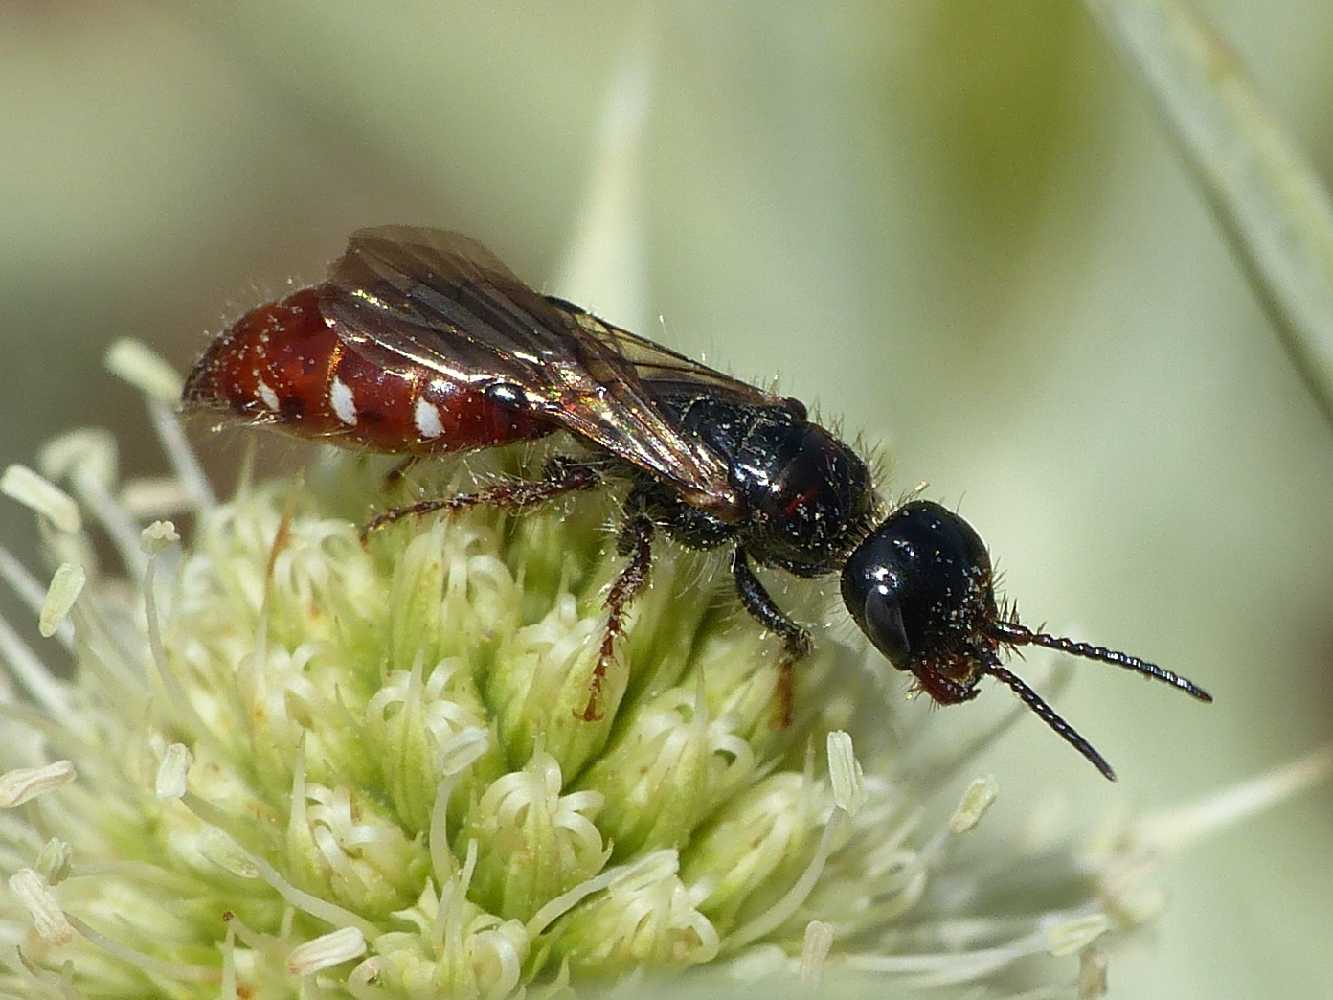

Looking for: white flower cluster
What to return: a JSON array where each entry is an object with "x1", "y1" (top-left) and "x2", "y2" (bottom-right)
[{"x1": 0, "y1": 345, "x2": 1324, "y2": 999}]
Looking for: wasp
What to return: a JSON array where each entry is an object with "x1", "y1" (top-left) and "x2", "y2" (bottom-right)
[{"x1": 183, "y1": 225, "x2": 1211, "y2": 779}]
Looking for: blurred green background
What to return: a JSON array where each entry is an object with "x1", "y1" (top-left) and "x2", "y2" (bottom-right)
[{"x1": 2, "y1": 3, "x2": 1330, "y2": 997}]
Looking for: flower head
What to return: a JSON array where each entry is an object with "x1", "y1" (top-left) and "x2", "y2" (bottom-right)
[{"x1": 0, "y1": 345, "x2": 1326, "y2": 999}]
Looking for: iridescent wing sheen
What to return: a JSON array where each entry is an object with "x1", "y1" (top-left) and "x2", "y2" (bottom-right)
[
  {"x1": 541, "y1": 296, "x2": 786, "y2": 410},
  {"x1": 322, "y1": 225, "x2": 742, "y2": 515}
]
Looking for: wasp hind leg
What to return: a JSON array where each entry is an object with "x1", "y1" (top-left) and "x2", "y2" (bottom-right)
[
  {"x1": 361, "y1": 455, "x2": 602, "y2": 541},
  {"x1": 731, "y1": 548, "x2": 812, "y2": 730},
  {"x1": 580, "y1": 512, "x2": 655, "y2": 722}
]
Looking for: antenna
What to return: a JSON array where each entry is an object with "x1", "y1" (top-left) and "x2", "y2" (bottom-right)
[
  {"x1": 990, "y1": 620, "x2": 1213, "y2": 703},
  {"x1": 978, "y1": 651, "x2": 1117, "y2": 781}
]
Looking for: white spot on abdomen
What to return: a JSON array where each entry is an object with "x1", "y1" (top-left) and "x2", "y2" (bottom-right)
[
  {"x1": 256, "y1": 378, "x2": 281, "y2": 413},
  {"x1": 330, "y1": 376, "x2": 357, "y2": 426},
  {"x1": 414, "y1": 397, "x2": 444, "y2": 439}
]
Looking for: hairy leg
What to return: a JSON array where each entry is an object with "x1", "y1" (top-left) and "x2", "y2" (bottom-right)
[
  {"x1": 580, "y1": 513, "x2": 655, "y2": 721},
  {"x1": 361, "y1": 455, "x2": 601, "y2": 541},
  {"x1": 731, "y1": 548, "x2": 812, "y2": 729}
]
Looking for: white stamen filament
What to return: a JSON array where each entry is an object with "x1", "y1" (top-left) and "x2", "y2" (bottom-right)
[
  {"x1": 150, "y1": 400, "x2": 217, "y2": 510},
  {"x1": 725, "y1": 733, "x2": 867, "y2": 952},
  {"x1": 68, "y1": 469, "x2": 148, "y2": 578},
  {"x1": 67, "y1": 913, "x2": 219, "y2": 982},
  {"x1": 0, "y1": 547, "x2": 75, "y2": 651},
  {"x1": 429, "y1": 728, "x2": 489, "y2": 888},
  {"x1": 0, "y1": 610, "x2": 71, "y2": 716},
  {"x1": 527, "y1": 850, "x2": 675, "y2": 938},
  {"x1": 1134, "y1": 744, "x2": 1333, "y2": 854}
]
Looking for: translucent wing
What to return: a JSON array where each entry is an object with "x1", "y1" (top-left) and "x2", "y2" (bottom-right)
[
  {"x1": 322, "y1": 225, "x2": 741, "y2": 515},
  {"x1": 542, "y1": 296, "x2": 785, "y2": 409}
]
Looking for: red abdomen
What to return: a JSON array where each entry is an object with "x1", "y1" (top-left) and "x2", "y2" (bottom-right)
[{"x1": 183, "y1": 286, "x2": 555, "y2": 455}]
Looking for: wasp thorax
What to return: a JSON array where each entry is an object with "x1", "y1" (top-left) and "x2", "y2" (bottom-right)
[
  {"x1": 841, "y1": 500, "x2": 997, "y2": 672},
  {"x1": 731, "y1": 416, "x2": 873, "y2": 577}
]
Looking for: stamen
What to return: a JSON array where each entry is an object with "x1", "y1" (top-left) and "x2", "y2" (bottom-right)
[
  {"x1": 37, "y1": 429, "x2": 117, "y2": 490},
  {"x1": 1080, "y1": 947, "x2": 1109, "y2": 998},
  {"x1": 1046, "y1": 912, "x2": 1110, "y2": 957},
  {"x1": 287, "y1": 926, "x2": 366, "y2": 976},
  {"x1": 219, "y1": 922, "x2": 238, "y2": 1000},
  {"x1": 39, "y1": 564, "x2": 85, "y2": 639},
  {"x1": 140, "y1": 520, "x2": 180, "y2": 554},
  {"x1": 948, "y1": 776, "x2": 999, "y2": 834},
  {"x1": 434, "y1": 839, "x2": 480, "y2": 950},
  {"x1": 37, "y1": 429, "x2": 145, "y2": 575},
  {"x1": 0, "y1": 761, "x2": 77, "y2": 808},
  {"x1": 827, "y1": 730, "x2": 866, "y2": 816},
  {"x1": 9, "y1": 868, "x2": 73, "y2": 945},
  {"x1": 1, "y1": 465, "x2": 80, "y2": 534},
  {"x1": 726, "y1": 732, "x2": 865, "y2": 951},
  {"x1": 154, "y1": 743, "x2": 192, "y2": 800},
  {"x1": 140, "y1": 522, "x2": 199, "y2": 730},
  {"x1": 840, "y1": 907, "x2": 1108, "y2": 990},
  {"x1": 0, "y1": 546, "x2": 57, "y2": 626},
  {"x1": 151, "y1": 400, "x2": 217, "y2": 511},
  {"x1": 69, "y1": 472, "x2": 147, "y2": 578},
  {"x1": 180, "y1": 789, "x2": 379, "y2": 939},
  {"x1": 66, "y1": 913, "x2": 218, "y2": 982},
  {"x1": 799, "y1": 919, "x2": 834, "y2": 986},
  {"x1": 105, "y1": 339, "x2": 182, "y2": 403},
  {"x1": 1134, "y1": 743, "x2": 1333, "y2": 853},
  {"x1": 428, "y1": 728, "x2": 489, "y2": 888},
  {"x1": 119, "y1": 476, "x2": 193, "y2": 519},
  {"x1": 527, "y1": 850, "x2": 674, "y2": 938},
  {"x1": 347, "y1": 957, "x2": 385, "y2": 999},
  {"x1": 0, "y1": 608, "x2": 71, "y2": 716},
  {"x1": 104, "y1": 339, "x2": 215, "y2": 511}
]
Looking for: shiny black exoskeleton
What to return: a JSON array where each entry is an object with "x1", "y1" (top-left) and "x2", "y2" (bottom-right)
[
  {"x1": 635, "y1": 392, "x2": 874, "y2": 576},
  {"x1": 842, "y1": 500, "x2": 997, "y2": 679},
  {"x1": 839, "y1": 500, "x2": 1212, "y2": 779}
]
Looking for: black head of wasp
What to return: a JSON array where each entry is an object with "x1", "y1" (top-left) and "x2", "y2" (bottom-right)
[
  {"x1": 183, "y1": 225, "x2": 1212, "y2": 779},
  {"x1": 841, "y1": 500, "x2": 1211, "y2": 780}
]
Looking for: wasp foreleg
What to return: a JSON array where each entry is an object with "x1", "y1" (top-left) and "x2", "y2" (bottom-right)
[{"x1": 731, "y1": 548, "x2": 812, "y2": 729}]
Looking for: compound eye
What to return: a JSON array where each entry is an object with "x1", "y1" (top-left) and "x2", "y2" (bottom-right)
[{"x1": 862, "y1": 586, "x2": 911, "y2": 668}]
